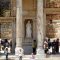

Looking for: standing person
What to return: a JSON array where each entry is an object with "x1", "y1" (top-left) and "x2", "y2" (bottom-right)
[
  {"x1": 32, "y1": 40, "x2": 37, "y2": 54},
  {"x1": 44, "y1": 39, "x2": 48, "y2": 57},
  {"x1": 9, "y1": 39, "x2": 12, "y2": 52},
  {"x1": 56, "y1": 38, "x2": 59, "y2": 53},
  {"x1": 52, "y1": 40, "x2": 56, "y2": 54},
  {"x1": 48, "y1": 38, "x2": 51, "y2": 49},
  {"x1": 4, "y1": 47, "x2": 8, "y2": 60},
  {"x1": 1, "y1": 39, "x2": 5, "y2": 49},
  {"x1": 5, "y1": 39, "x2": 9, "y2": 48},
  {"x1": 44, "y1": 40, "x2": 48, "y2": 54}
]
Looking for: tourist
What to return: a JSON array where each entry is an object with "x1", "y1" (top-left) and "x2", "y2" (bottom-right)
[
  {"x1": 48, "y1": 38, "x2": 51, "y2": 49},
  {"x1": 52, "y1": 40, "x2": 56, "y2": 54},
  {"x1": 55, "y1": 38, "x2": 59, "y2": 53},
  {"x1": 4, "y1": 47, "x2": 8, "y2": 60},
  {"x1": 1, "y1": 39, "x2": 5, "y2": 49},
  {"x1": 5, "y1": 39, "x2": 9, "y2": 47},
  {"x1": 9, "y1": 39, "x2": 12, "y2": 51},
  {"x1": 44, "y1": 39, "x2": 48, "y2": 54}
]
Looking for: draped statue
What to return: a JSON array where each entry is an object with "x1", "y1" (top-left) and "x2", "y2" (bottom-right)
[{"x1": 26, "y1": 21, "x2": 32, "y2": 38}]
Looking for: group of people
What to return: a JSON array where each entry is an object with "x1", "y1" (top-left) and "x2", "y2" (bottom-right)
[
  {"x1": 44, "y1": 38, "x2": 59, "y2": 54},
  {"x1": 0, "y1": 39, "x2": 12, "y2": 53}
]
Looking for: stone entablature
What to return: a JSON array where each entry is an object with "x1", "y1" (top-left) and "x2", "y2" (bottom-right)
[
  {"x1": 0, "y1": 17, "x2": 15, "y2": 20},
  {"x1": 23, "y1": 10, "x2": 36, "y2": 16},
  {"x1": 44, "y1": 8, "x2": 60, "y2": 14}
]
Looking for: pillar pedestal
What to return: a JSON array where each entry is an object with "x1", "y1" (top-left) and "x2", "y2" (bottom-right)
[{"x1": 36, "y1": 47, "x2": 45, "y2": 59}]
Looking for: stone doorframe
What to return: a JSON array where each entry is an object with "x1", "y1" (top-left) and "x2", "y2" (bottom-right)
[{"x1": 23, "y1": 17, "x2": 37, "y2": 40}]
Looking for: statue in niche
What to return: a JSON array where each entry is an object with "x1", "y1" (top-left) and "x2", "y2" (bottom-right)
[{"x1": 26, "y1": 21, "x2": 32, "y2": 38}]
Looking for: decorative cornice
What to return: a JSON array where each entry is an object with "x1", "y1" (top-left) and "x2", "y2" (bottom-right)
[{"x1": 0, "y1": 17, "x2": 16, "y2": 20}]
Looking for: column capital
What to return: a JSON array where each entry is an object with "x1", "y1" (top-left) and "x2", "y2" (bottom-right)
[{"x1": 16, "y1": 0, "x2": 22, "y2": 8}]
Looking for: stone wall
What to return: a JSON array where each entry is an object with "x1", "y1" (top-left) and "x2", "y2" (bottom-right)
[{"x1": 46, "y1": 14, "x2": 60, "y2": 38}]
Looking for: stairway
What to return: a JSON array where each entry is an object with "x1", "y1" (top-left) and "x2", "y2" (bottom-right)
[{"x1": 22, "y1": 38, "x2": 33, "y2": 55}]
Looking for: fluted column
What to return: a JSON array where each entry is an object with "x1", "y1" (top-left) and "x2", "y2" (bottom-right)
[
  {"x1": 36, "y1": 0, "x2": 45, "y2": 57},
  {"x1": 15, "y1": 0, "x2": 23, "y2": 57},
  {"x1": 16, "y1": 0, "x2": 23, "y2": 47}
]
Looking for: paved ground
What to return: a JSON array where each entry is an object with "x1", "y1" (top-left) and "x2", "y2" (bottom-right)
[{"x1": 0, "y1": 54, "x2": 60, "y2": 60}]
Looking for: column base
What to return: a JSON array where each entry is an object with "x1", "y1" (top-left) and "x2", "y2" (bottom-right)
[
  {"x1": 15, "y1": 47, "x2": 24, "y2": 56},
  {"x1": 15, "y1": 47, "x2": 24, "y2": 60},
  {"x1": 36, "y1": 47, "x2": 45, "y2": 58}
]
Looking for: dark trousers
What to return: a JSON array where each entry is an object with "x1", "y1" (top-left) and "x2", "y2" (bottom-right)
[
  {"x1": 44, "y1": 48, "x2": 48, "y2": 54},
  {"x1": 33, "y1": 48, "x2": 36, "y2": 54},
  {"x1": 52, "y1": 47, "x2": 56, "y2": 54},
  {"x1": 6, "y1": 54, "x2": 8, "y2": 60},
  {"x1": 56, "y1": 47, "x2": 59, "y2": 53}
]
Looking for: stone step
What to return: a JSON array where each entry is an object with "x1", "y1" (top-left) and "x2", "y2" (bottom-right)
[
  {"x1": 22, "y1": 38, "x2": 32, "y2": 47},
  {"x1": 22, "y1": 38, "x2": 33, "y2": 45},
  {"x1": 22, "y1": 38, "x2": 33, "y2": 55},
  {"x1": 22, "y1": 42, "x2": 32, "y2": 46}
]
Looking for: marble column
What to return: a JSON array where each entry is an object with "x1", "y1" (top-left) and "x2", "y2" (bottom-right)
[
  {"x1": 36, "y1": 0, "x2": 45, "y2": 58},
  {"x1": 15, "y1": 0, "x2": 23, "y2": 55}
]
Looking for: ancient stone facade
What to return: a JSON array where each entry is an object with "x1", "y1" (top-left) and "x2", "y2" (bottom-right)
[{"x1": 0, "y1": 0, "x2": 60, "y2": 55}]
